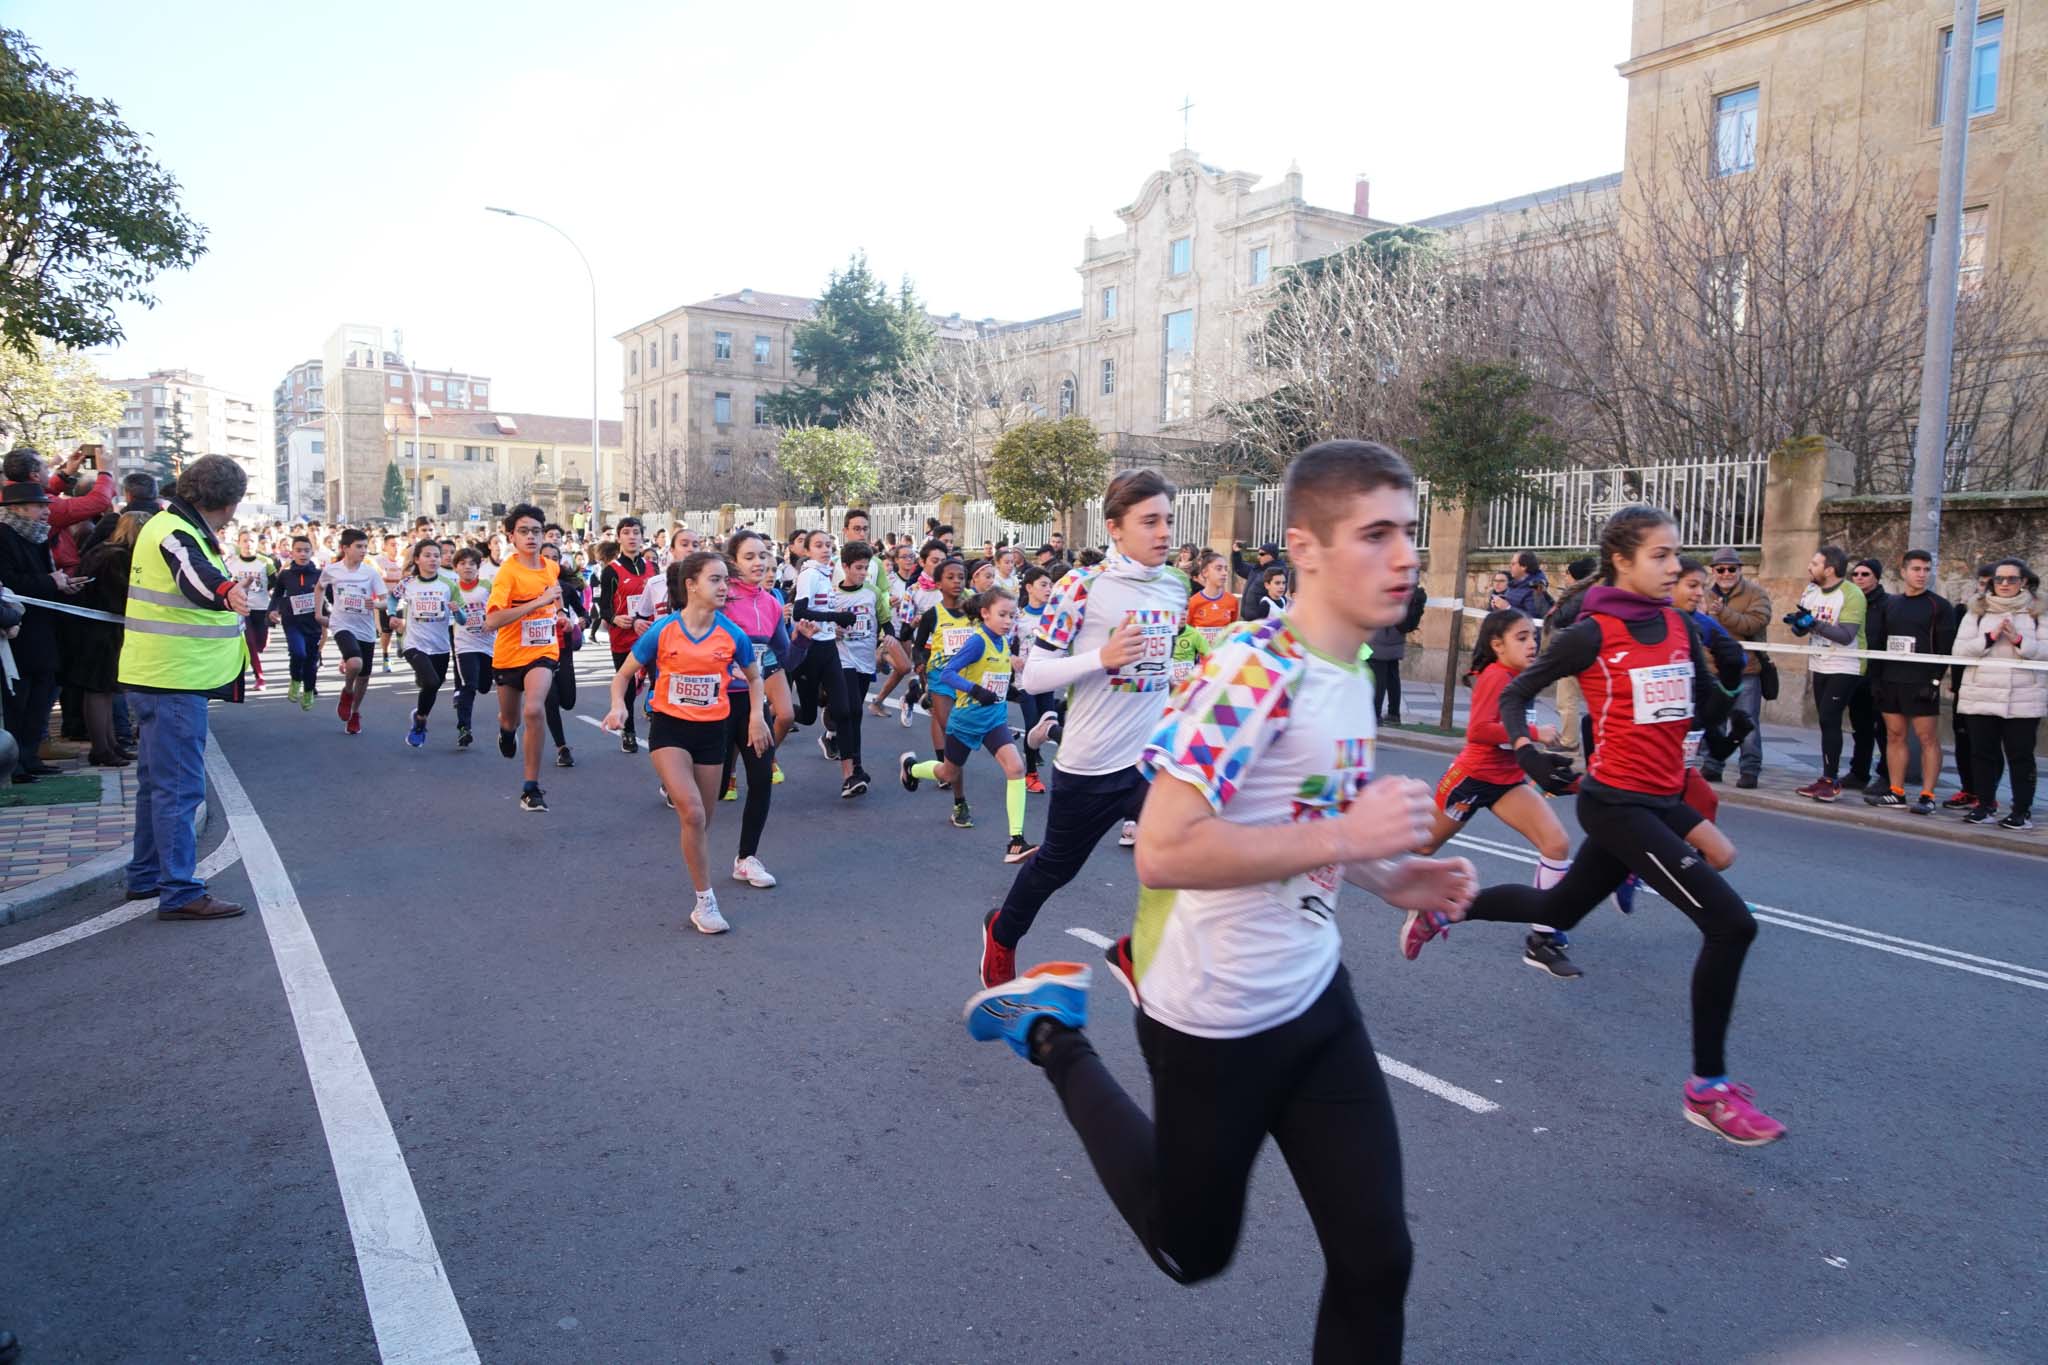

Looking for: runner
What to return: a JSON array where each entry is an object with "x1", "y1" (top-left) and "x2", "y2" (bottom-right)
[
  {"x1": 540, "y1": 542, "x2": 587, "y2": 768},
  {"x1": 871, "y1": 541, "x2": 923, "y2": 717},
  {"x1": 1789, "y1": 546, "x2": 1868, "y2": 802},
  {"x1": 272, "y1": 534, "x2": 323, "y2": 709},
  {"x1": 599, "y1": 517, "x2": 656, "y2": 754},
  {"x1": 831, "y1": 540, "x2": 878, "y2": 797},
  {"x1": 910, "y1": 557, "x2": 972, "y2": 776},
  {"x1": 715, "y1": 528, "x2": 792, "y2": 886},
  {"x1": 1401, "y1": 504, "x2": 1782, "y2": 1147},
  {"x1": 1013, "y1": 565, "x2": 1058, "y2": 793},
  {"x1": 604, "y1": 551, "x2": 766, "y2": 934},
  {"x1": 374, "y1": 532, "x2": 406, "y2": 673},
  {"x1": 481, "y1": 504, "x2": 563, "y2": 812},
  {"x1": 223, "y1": 530, "x2": 276, "y2": 691},
  {"x1": 1185, "y1": 550, "x2": 1240, "y2": 646},
  {"x1": 842, "y1": 509, "x2": 915, "y2": 723},
  {"x1": 315, "y1": 529, "x2": 382, "y2": 735},
  {"x1": 898, "y1": 584, "x2": 1036, "y2": 860},
  {"x1": 449, "y1": 546, "x2": 493, "y2": 748},
  {"x1": 1416, "y1": 608, "x2": 1582, "y2": 979},
  {"x1": 790, "y1": 530, "x2": 855, "y2": 765},
  {"x1": 976, "y1": 470, "x2": 1189, "y2": 988},
  {"x1": 395, "y1": 539, "x2": 461, "y2": 749},
  {"x1": 962, "y1": 439, "x2": 1471, "y2": 1361}
]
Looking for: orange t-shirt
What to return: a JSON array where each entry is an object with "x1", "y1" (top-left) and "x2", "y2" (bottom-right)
[
  {"x1": 486, "y1": 555, "x2": 562, "y2": 668},
  {"x1": 1186, "y1": 590, "x2": 1240, "y2": 646}
]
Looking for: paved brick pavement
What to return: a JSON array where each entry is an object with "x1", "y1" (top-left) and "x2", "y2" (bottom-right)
[{"x1": 0, "y1": 751, "x2": 134, "y2": 895}]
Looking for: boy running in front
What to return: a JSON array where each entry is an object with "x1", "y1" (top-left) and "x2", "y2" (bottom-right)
[
  {"x1": 481, "y1": 503, "x2": 564, "y2": 812},
  {"x1": 963, "y1": 440, "x2": 1476, "y2": 1361}
]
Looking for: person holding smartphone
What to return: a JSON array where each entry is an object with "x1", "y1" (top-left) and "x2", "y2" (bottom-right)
[{"x1": 2, "y1": 443, "x2": 114, "y2": 573}]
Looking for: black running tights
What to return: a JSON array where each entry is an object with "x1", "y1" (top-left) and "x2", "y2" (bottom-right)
[
  {"x1": 545, "y1": 649, "x2": 577, "y2": 748},
  {"x1": 1462, "y1": 793, "x2": 1757, "y2": 1077},
  {"x1": 611, "y1": 649, "x2": 639, "y2": 729},
  {"x1": 404, "y1": 649, "x2": 449, "y2": 718},
  {"x1": 1042, "y1": 969, "x2": 1411, "y2": 1362},
  {"x1": 720, "y1": 703, "x2": 775, "y2": 860}
]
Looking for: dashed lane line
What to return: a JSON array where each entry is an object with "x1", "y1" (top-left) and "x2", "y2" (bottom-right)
[{"x1": 1060, "y1": 926, "x2": 1502, "y2": 1115}]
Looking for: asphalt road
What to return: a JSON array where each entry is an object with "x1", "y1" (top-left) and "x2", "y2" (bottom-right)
[{"x1": 3, "y1": 641, "x2": 2043, "y2": 1364}]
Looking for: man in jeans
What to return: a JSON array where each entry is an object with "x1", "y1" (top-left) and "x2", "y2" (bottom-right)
[
  {"x1": 1701, "y1": 547, "x2": 1771, "y2": 788},
  {"x1": 117, "y1": 455, "x2": 250, "y2": 920},
  {"x1": 1790, "y1": 545, "x2": 1868, "y2": 803}
]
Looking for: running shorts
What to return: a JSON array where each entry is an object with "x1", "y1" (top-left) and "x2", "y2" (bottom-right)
[
  {"x1": 649, "y1": 711, "x2": 729, "y2": 765},
  {"x1": 1434, "y1": 765, "x2": 1523, "y2": 824},
  {"x1": 494, "y1": 657, "x2": 560, "y2": 689},
  {"x1": 332, "y1": 631, "x2": 375, "y2": 667},
  {"x1": 944, "y1": 723, "x2": 1015, "y2": 767},
  {"x1": 1872, "y1": 680, "x2": 1940, "y2": 718}
]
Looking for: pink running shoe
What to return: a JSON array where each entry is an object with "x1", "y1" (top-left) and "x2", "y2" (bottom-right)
[
  {"x1": 1399, "y1": 909, "x2": 1451, "y2": 961},
  {"x1": 1682, "y1": 1079, "x2": 1786, "y2": 1146}
]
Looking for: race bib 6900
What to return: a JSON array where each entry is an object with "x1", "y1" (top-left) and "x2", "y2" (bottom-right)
[{"x1": 1630, "y1": 663, "x2": 1694, "y2": 724}]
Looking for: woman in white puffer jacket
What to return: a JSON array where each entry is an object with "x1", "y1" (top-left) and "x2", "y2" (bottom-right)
[{"x1": 1952, "y1": 557, "x2": 2047, "y2": 829}]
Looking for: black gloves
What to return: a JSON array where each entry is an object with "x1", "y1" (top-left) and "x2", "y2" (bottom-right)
[
  {"x1": 1782, "y1": 609, "x2": 1815, "y2": 636},
  {"x1": 1703, "y1": 709, "x2": 1755, "y2": 761},
  {"x1": 966, "y1": 684, "x2": 1001, "y2": 707},
  {"x1": 1515, "y1": 745, "x2": 1578, "y2": 795}
]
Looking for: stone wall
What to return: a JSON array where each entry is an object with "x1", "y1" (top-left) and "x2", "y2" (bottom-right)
[{"x1": 1819, "y1": 492, "x2": 2048, "y2": 604}]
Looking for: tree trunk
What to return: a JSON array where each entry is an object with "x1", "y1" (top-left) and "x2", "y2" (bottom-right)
[{"x1": 1436, "y1": 512, "x2": 1480, "y2": 731}]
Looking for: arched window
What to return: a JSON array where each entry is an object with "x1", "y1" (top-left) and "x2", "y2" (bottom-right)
[
  {"x1": 1058, "y1": 377, "x2": 1077, "y2": 417},
  {"x1": 1019, "y1": 384, "x2": 1036, "y2": 407}
]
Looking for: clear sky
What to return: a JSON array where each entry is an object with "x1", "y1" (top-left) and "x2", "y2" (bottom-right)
[{"x1": 18, "y1": 0, "x2": 1631, "y2": 436}]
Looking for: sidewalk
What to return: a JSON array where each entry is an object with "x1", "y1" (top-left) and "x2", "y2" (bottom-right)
[{"x1": 1383, "y1": 677, "x2": 2048, "y2": 860}]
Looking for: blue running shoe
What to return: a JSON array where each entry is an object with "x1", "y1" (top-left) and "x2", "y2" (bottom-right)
[
  {"x1": 1613, "y1": 875, "x2": 1639, "y2": 915},
  {"x1": 406, "y1": 713, "x2": 427, "y2": 749},
  {"x1": 964, "y1": 962, "x2": 1091, "y2": 1059}
]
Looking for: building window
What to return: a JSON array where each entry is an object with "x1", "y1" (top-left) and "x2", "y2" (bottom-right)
[
  {"x1": 1927, "y1": 206, "x2": 1990, "y2": 297},
  {"x1": 1714, "y1": 86, "x2": 1758, "y2": 176},
  {"x1": 461, "y1": 444, "x2": 485, "y2": 462},
  {"x1": 1101, "y1": 285, "x2": 1118, "y2": 321},
  {"x1": 1058, "y1": 377, "x2": 1076, "y2": 417},
  {"x1": 483, "y1": 447, "x2": 494, "y2": 463},
  {"x1": 1019, "y1": 384, "x2": 1037, "y2": 410},
  {"x1": 1705, "y1": 254, "x2": 1749, "y2": 334},
  {"x1": 1936, "y1": 14, "x2": 2003, "y2": 121},
  {"x1": 754, "y1": 395, "x2": 769, "y2": 425},
  {"x1": 403, "y1": 441, "x2": 417, "y2": 458},
  {"x1": 670, "y1": 335, "x2": 680, "y2": 362},
  {"x1": 710, "y1": 446, "x2": 733, "y2": 476},
  {"x1": 1161, "y1": 310, "x2": 1194, "y2": 421},
  {"x1": 1169, "y1": 237, "x2": 1191, "y2": 276},
  {"x1": 648, "y1": 341, "x2": 659, "y2": 368},
  {"x1": 670, "y1": 393, "x2": 679, "y2": 421},
  {"x1": 714, "y1": 331, "x2": 732, "y2": 361},
  {"x1": 714, "y1": 392, "x2": 732, "y2": 426},
  {"x1": 1249, "y1": 246, "x2": 1270, "y2": 285},
  {"x1": 1101, "y1": 358, "x2": 1116, "y2": 395},
  {"x1": 648, "y1": 399, "x2": 658, "y2": 428},
  {"x1": 388, "y1": 373, "x2": 403, "y2": 389},
  {"x1": 754, "y1": 335, "x2": 771, "y2": 365}
]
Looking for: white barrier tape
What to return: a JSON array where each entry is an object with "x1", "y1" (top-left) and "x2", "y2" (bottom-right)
[
  {"x1": 13, "y1": 594, "x2": 124, "y2": 624},
  {"x1": 1416, "y1": 597, "x2": 2048, "y2": 671}
]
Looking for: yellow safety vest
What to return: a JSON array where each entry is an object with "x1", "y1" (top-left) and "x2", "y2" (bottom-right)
[{"x1": 117, "y1": 508, "x2": 248, "y2": 692}]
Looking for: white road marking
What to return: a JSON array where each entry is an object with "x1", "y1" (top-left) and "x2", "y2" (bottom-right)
[
  {"x1": 1445, "y1": 831, "x2": 2048, "y2": 993},
  {"x1": 0, "y1": 837, "x2": 242, "y2": 968},
  {"x1": 1064, "y1": 927, "x2": 1501, "y2": 1114},
  {"x1": 203, "y1": 734, "x2": 478, "y2": 1364}
]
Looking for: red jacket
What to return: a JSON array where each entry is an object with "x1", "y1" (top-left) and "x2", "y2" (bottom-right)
[{"x1": 44, "y1": 470, "x2": 114, "y2": 572}]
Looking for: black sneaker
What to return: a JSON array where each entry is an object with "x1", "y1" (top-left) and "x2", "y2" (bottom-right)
[
  {"x1": 1963, "y1": 807, "x2": 1996, "y2": 825},
  {"x1": 1735, "y1": 774, "x2": 1758, "y2": 789},
  {"x1": 1004, "y1": 834, "x2": 1037, "y2": 864},
  {"x1": 1866, "y1": 790, "x2": 1906, "y2": 810},
  {"x1": 1910, "y1": 794, "x2": 1937, "y2": 816},
  {"x1": 1523, "y1": 932, "x2": 1584, "y2": 979},
  {"x1": 519, "y1": 785, "x2": 547, "y2": 813},
  {"x1": 621, "y1": 729, "x2": 638, "y2": 754},
  {"x1": 950, "y1": 799, "x2": 973, "y2": 829},
  {"x1": 498, "y1": 728, "x2": 516, "y2": 758},
  {"x1": 899, "y1": 752, "x2": 920, "y2": 793},
  {"x1": 458, "y1": 726, "x2": 473, "y2": 749},
  {"x1": 1999, "y1": 813, "x2": 2035, "y2": 831},
  {"x1": 818, "y1": 732, "x2": 839, "y2": 761},
  {"x1": 556, "y1": 745, "x2": 575, "y2": 768},
  {"x1": 846, "y1": 768, "x2": 871, "y2": 798}
]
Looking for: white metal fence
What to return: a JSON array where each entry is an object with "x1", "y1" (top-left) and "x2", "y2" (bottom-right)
[
  {"x1": 1484, "y1": 458, "x2": 1766, "y2": 551},
  {"x1": 1248, "y1": 479, "x2": 1430, "y2": 550}
]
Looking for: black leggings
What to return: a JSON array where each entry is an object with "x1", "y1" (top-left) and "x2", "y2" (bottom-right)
[
  {"x1": 837, "y1": 668, "x2": 872, "y2": 768},
  {"x1": 1042, "y1": 968, "x2": 1410, "y2": 1362},
  {"x1": 453, "y1": 652, "x2": 491, "y2": 730},
  {"x1": 404, "y1": 649, "x2": 449, "y2": 718},
  {"x1": 993, "y1": 766, "x2": 1146, "y2": 949},
  {"x1": 720, "y1": 700, "x2": 775, "y2": 859},
  {"x1": 1369, "y1": 658, "x2": 1402, "y2": 723},
  {"x1": 790, "y1": 642, "x2": 853, "y2": 744},
  {"x1": 1966, "y1": 713, "x2": 2039, "y2": 817},
  {"x1": 1811, "y1": 674, "x2": 1860, "y2": 780},
  {"x1": 611, "y1": 649, "x2": 640, "y2": 730},
  {"x1": 545, "y1": 648, "x2": 577, "y2": 747},
  {"x1": 1463, "y1": 792, "x2": 1756, "y2": 1077}
]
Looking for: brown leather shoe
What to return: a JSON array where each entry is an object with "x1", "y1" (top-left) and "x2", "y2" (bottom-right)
[{"x1": 157, "y1": 895, "x2": 245, "y2": 921}]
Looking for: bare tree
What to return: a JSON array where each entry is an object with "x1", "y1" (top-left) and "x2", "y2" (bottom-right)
[{"x1": 847, "y1": 328, "x2": 1045, "y2": 499}]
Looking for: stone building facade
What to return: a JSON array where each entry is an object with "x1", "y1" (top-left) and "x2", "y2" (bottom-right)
[{"x1": 103, "y1": 369, "x2": 266, "y2": 502}]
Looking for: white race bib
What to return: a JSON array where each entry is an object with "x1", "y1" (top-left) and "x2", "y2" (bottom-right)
[
  {"x1": 1110, "y1": 611, "x2": 1179, "y2": 685},
  {"x1": 1683, "y1": 730, "x2": 1704, "y2": 769},
  {"x1": 1282, "y1": 861, "x2": 1342, "y2": 923},
  {"x1": 667, "y1": 673, "x2": 720, "y2": 708},
  {"x1": 939, "y1": 625, "x2": 975, "y2": 658},
  {"x1": 338, "y1": 591, "x2": 368, "y2": 615},
  {"x1": 413, "y1": 596, "x2": 447, "y2": 622},
  {"x1": 1197, "y1": 625, "x2": 1227, "y2": 647},
  {"x1": 519, "y1": 614, "x2": 556, "y2": 647},
  {"x1": 979, "y1": 670, "x2": 1010, "y2": 695},
  {"x1": 1887, "y1": 635, "x2": 1916, "y2": 655},
  {"x1": 1171, "y1": 657, "x2": 1197, "y2": 684},
  {"x1": 288, "y1": 592, "x2": 315, "y2": 616},
  {"x1": 1629, "y1": 663, "x2": 1694, "y2": 725}
]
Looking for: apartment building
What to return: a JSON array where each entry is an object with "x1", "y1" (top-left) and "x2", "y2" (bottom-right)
[{"x1": 105, "y1": 369, "x2": 267, "y2": 502}]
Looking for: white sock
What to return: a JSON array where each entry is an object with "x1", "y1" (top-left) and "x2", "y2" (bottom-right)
[
  {"x1": 1530, "y1": 857, "x2": 1571, "y2": 936},
  {"x1": 695, "y1": 888, "x2": 716, "y2": 907}
]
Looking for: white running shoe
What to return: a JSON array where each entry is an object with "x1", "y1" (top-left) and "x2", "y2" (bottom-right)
[
  {"x1": 899, "y1": 702, "x2": 913, "y2": 729},
  {"x1": 1119, "y1": 819, "x2": 1137, "y2": 848},
  {"x1": 732, "y1": 856, "x2": 778, "y2": 888},
  {"x1": 1028, "y1": 708, "x2": 1062, "y2": 750},
  {"x1": 690, "y1": 897, "x2": 730, "y2": 934}
]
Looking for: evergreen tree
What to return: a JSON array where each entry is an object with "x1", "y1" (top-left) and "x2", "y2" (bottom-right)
[{"x1": 767, "y1": 253, "x2": 934, "y2": 428}]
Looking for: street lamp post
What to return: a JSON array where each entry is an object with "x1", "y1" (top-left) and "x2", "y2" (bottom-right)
[{"x1": 485, "y1": 207, "x2": 602, "y2": 529}]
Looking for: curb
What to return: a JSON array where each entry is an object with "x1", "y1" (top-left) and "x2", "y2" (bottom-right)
[
  {"x1": 1375, "y1": 729, "x2": 2048, "y2": 863},
  {"x1": 0, "y1": 802, "x2": 211, "y2": 928}
]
